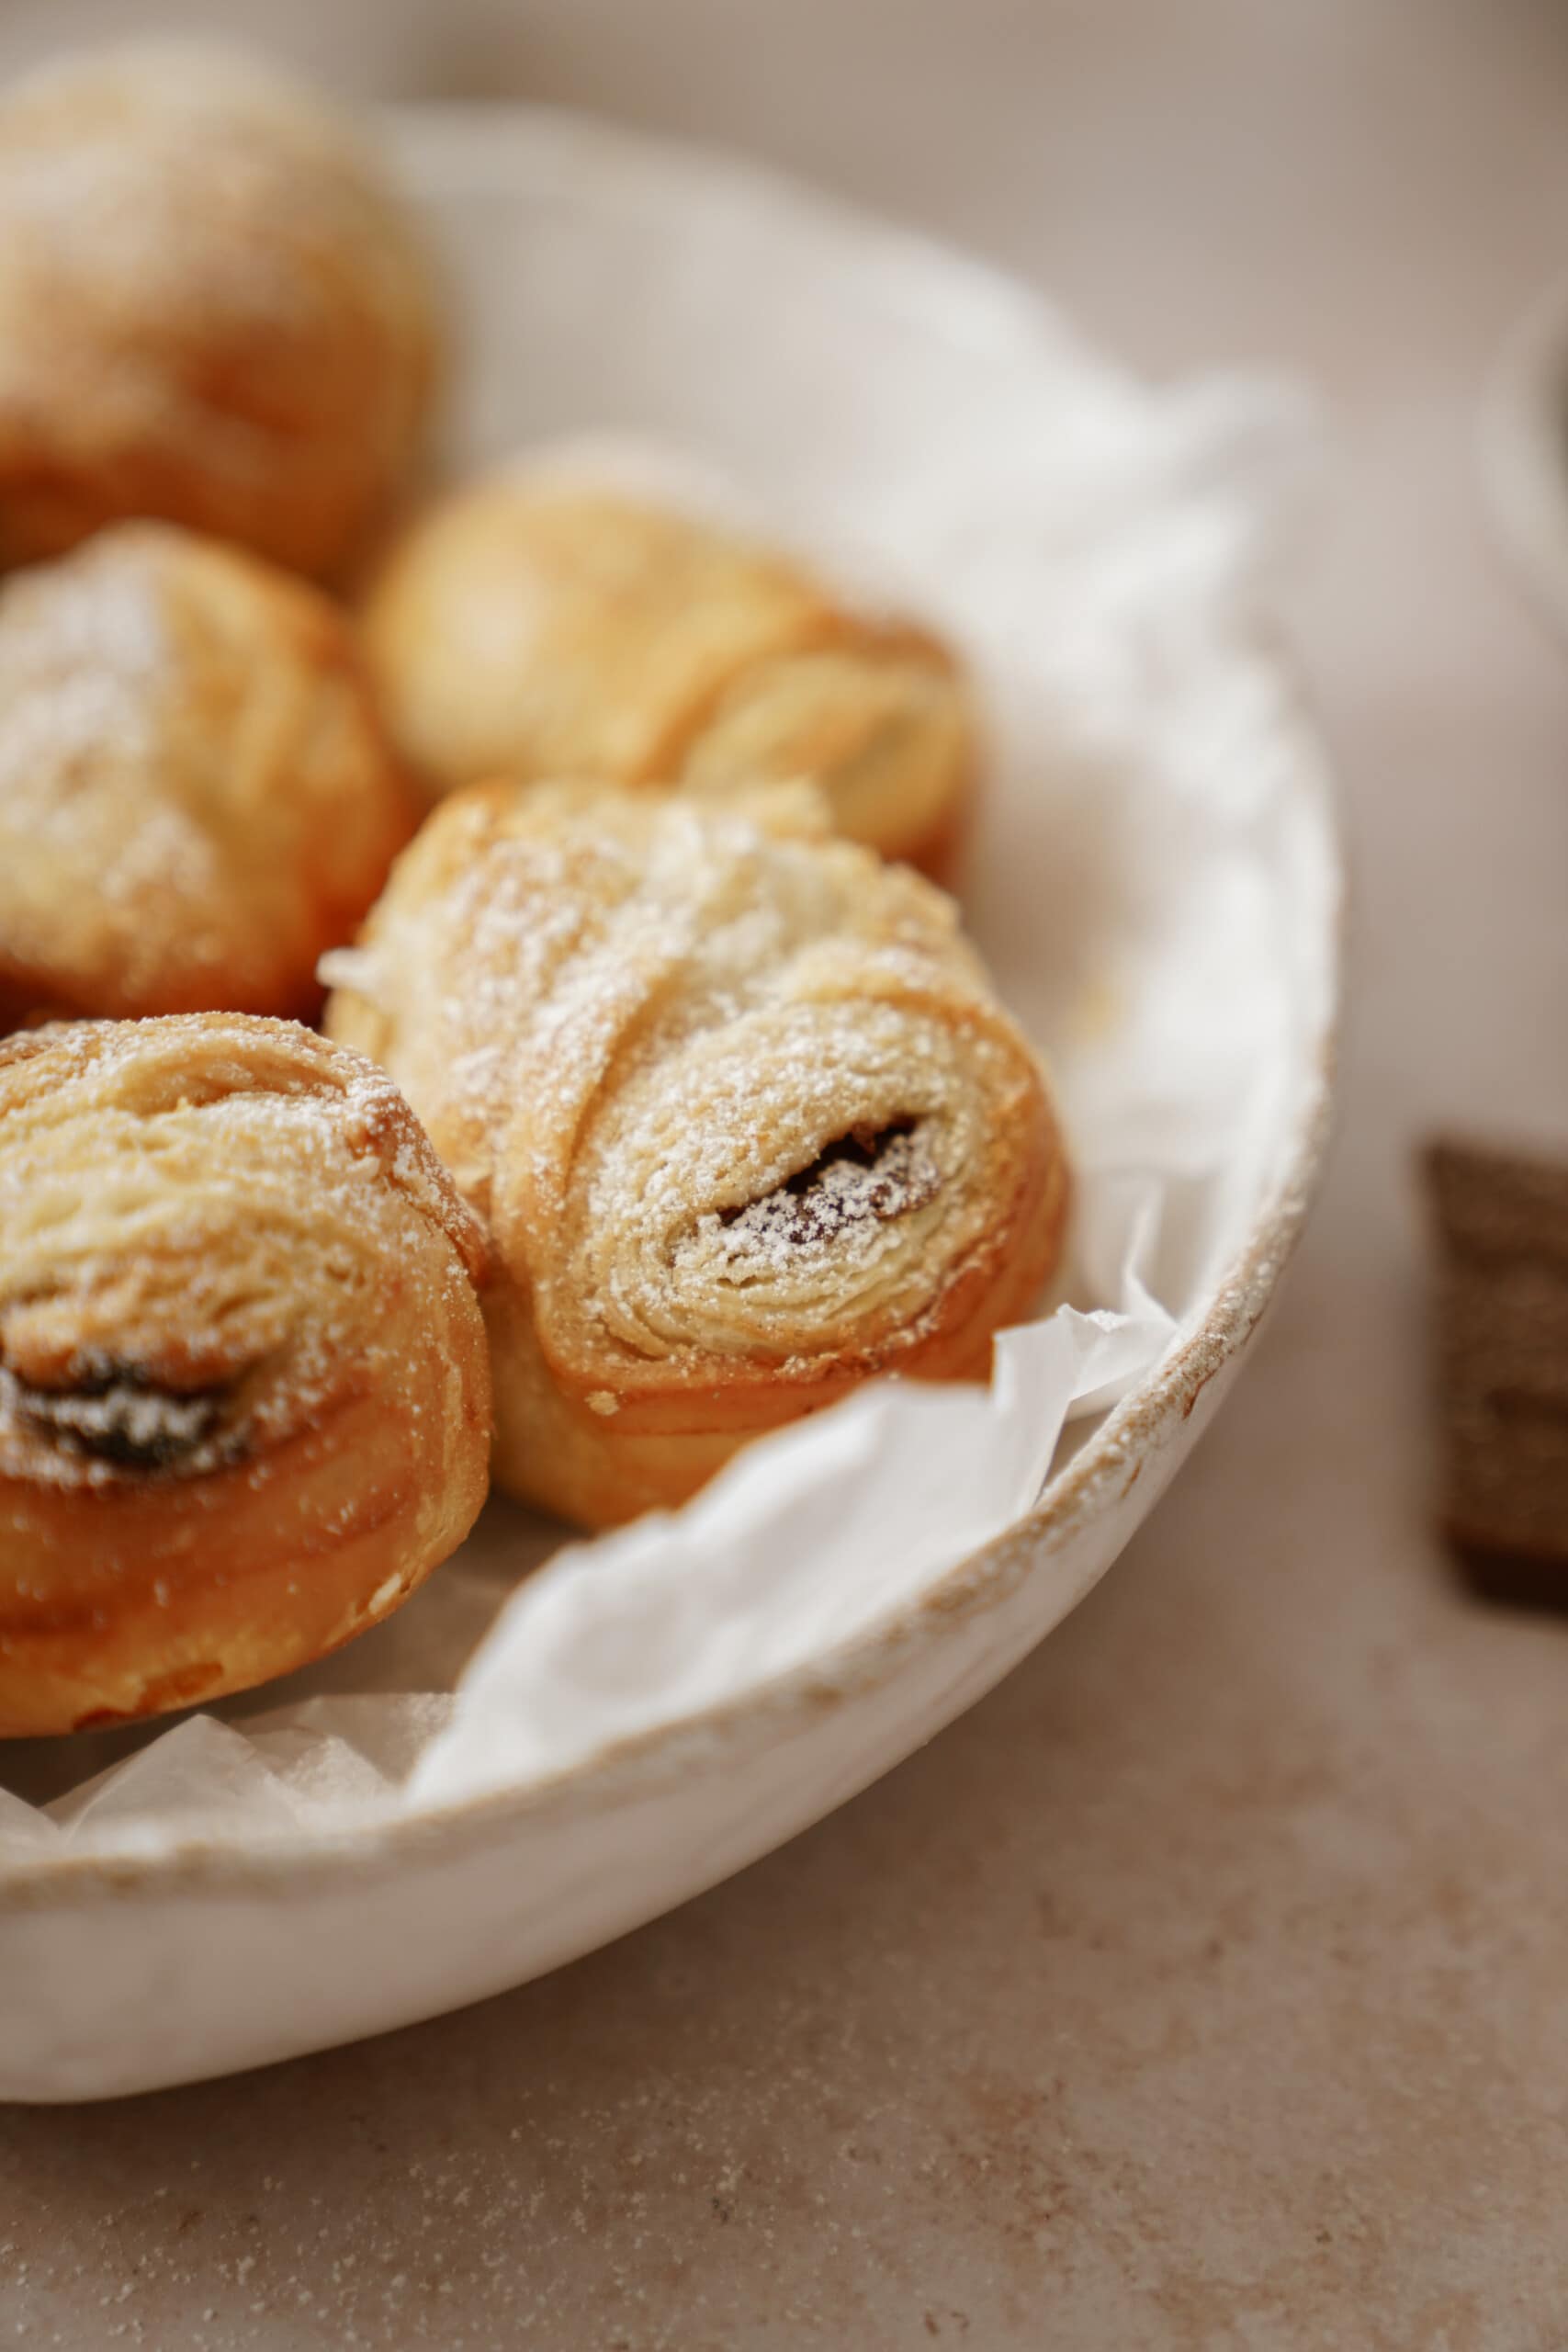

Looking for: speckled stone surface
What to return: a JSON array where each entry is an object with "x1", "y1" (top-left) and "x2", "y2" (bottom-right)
[{"x1": 5, "y1": 2, "x2": 1568, "y2": 2345}]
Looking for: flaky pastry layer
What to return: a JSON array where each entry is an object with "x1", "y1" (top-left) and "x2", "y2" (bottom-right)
[
  {"x1": 0, "y1": 1015, "x2": 491, "y2": 1736},
  {"x1": 0, "y1": 522, "x2": 416, "y2": 1026},
  {"x1": 361, "y1": 477, "x2": 976, "y2": 876},
  {"x1": 0, "y1": 40, "x2": 441, "y2": 578},
  {"x1": 325, "y1": 782, "x2": 1066, "y2": 1527}
]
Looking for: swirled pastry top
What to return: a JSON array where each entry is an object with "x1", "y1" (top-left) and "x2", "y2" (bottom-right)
[
  {"x1": 0, "y1": 1016, "x2": 486, "y2": 1498},
  {"x1": 324, "y1": 782, "x2": 1063, "y2": 1410},
  {"x1": 0, "y1": 521, "x2": 415, "y2": 1023},
  {"x1": 0, "y1": 40, "x2": 441, "y2": 576},
  {"x1": 0, "y1": 1014, "x2": 492, "y2": 1733}
]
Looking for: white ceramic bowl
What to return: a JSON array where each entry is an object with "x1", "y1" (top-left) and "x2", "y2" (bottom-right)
[
  {"x1": 0, "y1": 107, "x2": 1341, "y2": 2101},
  {"x1": 1481, "y1": 270, "x2": 1568, "y2": 640}
]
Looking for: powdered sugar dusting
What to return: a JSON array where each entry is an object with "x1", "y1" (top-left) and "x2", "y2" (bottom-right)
[
  {"x1": 704, "y1": 1125, "x2": 941, "y2": 1267},
  {"x1": 0, "y1": 39, "x2": 439, "y2": 579},
  {"x1": 0, "y1": 1016, "x2": 484, "y2": 1493},
  {"x1": 0, "y1": 524, "x2": 413, "y2": 1015},
  {"x1": 0, "y1": 530, "x2": 169, "y2": 782},
  {"x1": 328, "y1": 783, "x2": 1045, "y2": 1387},
  {"x1": 0, "y1": 41, "x2": 424, "y2": 350},
  {"x1": 6, "y1": 1368, "x2": 225, "y2": 1470}
]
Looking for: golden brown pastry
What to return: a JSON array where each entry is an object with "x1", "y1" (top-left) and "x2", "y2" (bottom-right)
[
  {"x1": 0, "y1": 521, "x2": 417, "y2": 1028},
  {"x1": 0, "y1": 40, "x2": 441, "y2": 579},
  {"x1": 361, "y1": 473, "x2": 976, "y2": 876},
  {"x1": 0, "y1": 1015, "x2": 491, "y2": 1737},
  {"x1": 324, "y1": 782, "x2": 1066, "y2": 1528}
]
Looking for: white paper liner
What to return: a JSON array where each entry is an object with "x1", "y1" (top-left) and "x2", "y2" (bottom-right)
[{"x1": 0, "y1": 375, "x2": 1327, "y2": 1860}]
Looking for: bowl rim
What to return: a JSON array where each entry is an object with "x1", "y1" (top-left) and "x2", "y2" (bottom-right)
[
  {"x1": 0, "y1": 103, "x2": 1344, "y2": 1905},
  {"x1": 1480, "y1": 267, "x2": 1568, "y2": 642}
]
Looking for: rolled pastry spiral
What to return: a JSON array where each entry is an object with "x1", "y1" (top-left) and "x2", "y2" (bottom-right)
[
  {"x1": 324, "y1": 782, "x2": 1066, "y2": 1527},
  {"x1": 361, "y1": 475, "x2": 976, "y2": 876},
  {"x1": 0, "y1": 522, "x2": 416, "y2": 1028},
  {"x1": 0, "y1": 40, "x2": 441, "y2": 578},
  {"x1": 0, "y1": 1016, "x2": 491, "y2": 1736}
]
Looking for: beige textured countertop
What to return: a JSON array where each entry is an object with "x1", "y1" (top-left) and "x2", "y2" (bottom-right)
[{"x1": 5, "y1": 3, "x2": 1568, "y2": 2344}]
